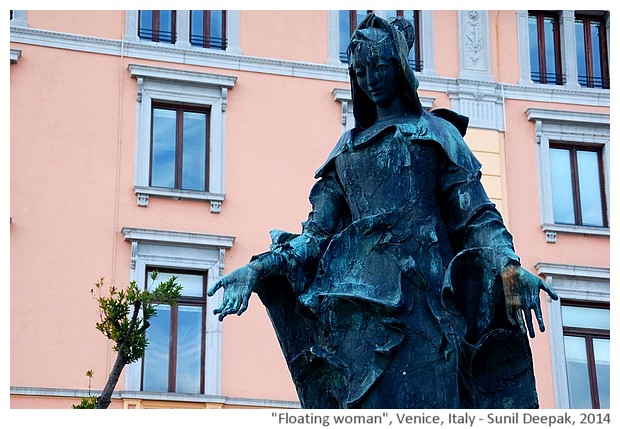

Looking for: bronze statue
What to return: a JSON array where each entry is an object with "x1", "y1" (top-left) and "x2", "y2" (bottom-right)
[{"x1": 208, "y1": 13, "x2": 557, "y2": 408}]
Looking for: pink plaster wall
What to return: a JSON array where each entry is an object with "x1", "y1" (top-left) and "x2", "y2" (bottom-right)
[
  {"x1": 240, "y1": 10, "x2": 328, "y2": 63},
  {"x1": 26, "y1": 10, "x2": 125, "y2": 40}
]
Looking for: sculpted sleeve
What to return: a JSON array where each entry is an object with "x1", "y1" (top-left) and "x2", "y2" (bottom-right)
[
  {"x1": 250, "y1": 169, "x2": 350, "y2": 293},
  {"x1": 441, "y1": 162, "x2": 519, "y2": 268}
]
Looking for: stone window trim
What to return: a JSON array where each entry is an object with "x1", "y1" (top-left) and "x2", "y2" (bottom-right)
[
  {"x1": 121, "y1": 227, "x2": 235, "y2": 396},
  {"x1": 125, "y1": 10, "x2": 241, "y2": 55},
  {"x1": 536, "y1": 262, "x2": 609, "y2": 409},
  {"x1": 10, "y1": 10, "x2": 28, "y2": 28},
  {"x1": 129, "y1": 64, "x2": 237, "y2": 212},
  {"x1": 526, "y1": 107, "x2": 609, "y2": 241},
  {"x1": 517, "y1": 10, "x2": 610, "y2": 89}
]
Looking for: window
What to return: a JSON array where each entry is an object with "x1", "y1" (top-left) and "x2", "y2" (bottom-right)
[
  {"x1": 575, "y1": 14, "x2": 609, "y2": 89},
  {"x1": 129, "y1": 64, "x2": 236, "y2": 212},
  {"x1": 561, "y1": 303, "x2": 610, "y2": 409},
  {"x1": 338, "y1": 10, "x2": 372, "y2": 62},
  {"x1": 150, "y1": 103, "x2": 209, "y2": 192},
  {"x1": 125, "y1": 11, "x2": 240, "y2": 54},
  {"x1": 122, "y1": 227, "x2": 235, "y2": 396},
  {"x1": 527, "y1": 108, "x2": 609, "y2": 239},
  {"x1": 528, "y1": 11, "x2": 563, "y2": 85},
  {"x1": 139, "y1": 10, "x2": 176, "y2": 44},
  {"x1": 142, "y1": 270, "x2": 207, "y2": 394},
  {"x1": 337, "y1": 10, "x2": 422, "y2": 71},
  {"x1": 549, "y1": 144, "x2": 607, "y2": 227},
  {"x1": 190, "y1": 10, "x2": 226, "y2": 50},
  {"x1": 536, "y1": 263, "x2": 609, "y2": 409},
  {"x1": 386, "y1": 10, "x2": 421, "y2": 71}
]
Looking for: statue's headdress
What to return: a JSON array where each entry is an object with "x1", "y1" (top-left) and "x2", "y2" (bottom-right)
[{"x1": 346, "y1": 13, "x2": 424, "y2": 129}]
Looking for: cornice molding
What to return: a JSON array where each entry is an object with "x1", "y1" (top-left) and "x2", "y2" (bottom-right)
[{"x1": 11, "y1": 26, "x2": 610, "y2": 109}]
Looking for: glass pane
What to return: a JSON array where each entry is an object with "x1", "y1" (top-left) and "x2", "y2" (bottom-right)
[
  {"x1": 577, "y1": 150, "x2": 604, "y2": 226},
  {"x1": 190, "y1": 11, "x2": 204, "y2": 45},
  {"x1": 543, "y1": 16, "x2": 557, "y2": 83},
  {"x1": 549, "y1": 148, "x2": 575, "y2": 224},
  {"x1": 142, "y1": 304, "x2": 171, "y2": 392},
  {"x1": 175, "y1": 305, "x2": 204, "y2": 394},
  {"x1": 159, "y1": 10, "x2": 174, "y2": 43},
  {"x1": 575, "y1": 19, "x2": 587, "y2": 86},
  {"x1": 182, "y1": 111, "x2": 207, "y2": 191},
  {"x1": 139, "y1": 10, "x2": 153, "y2": 40},
  {"x1": 593, "y1": 338, "x2": 610, "y2": 408},
  {"x1": 528, "y1": 16, "x2": 541, "y2": 82},
  {"x1": 562, "y1": 306, "x2": 610, "y2": 330},
  {"x1": 564, "y1": 336, "x2": 593, "y2": 408},
  {"x1": 590, "y1": 21, "x2": 603, "y2": 87},
  {"x1": 210, "y1": 10, "x2": 224, "y2": 49},
  {"x1": 149, "y1": 271, "x2": 204, "y2": 297},
  {"x1": 339, "y1": 10, "x2": 351, "y2": 62},
  {"x1": 151, "y1": 108, "x2": 177, "y2": 188}
]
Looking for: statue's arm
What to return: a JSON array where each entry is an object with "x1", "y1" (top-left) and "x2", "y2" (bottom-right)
[
  {"x1": 208, "y1": 171, "x2": 349, "y2": 320},
  {"x1": 442, "y1": 169, "x2": 558, "y2": 337}
]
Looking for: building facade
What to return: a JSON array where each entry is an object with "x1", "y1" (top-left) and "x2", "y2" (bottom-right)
[{"x1": 10, "y1": 10, "x2": 610, "y2": 409}]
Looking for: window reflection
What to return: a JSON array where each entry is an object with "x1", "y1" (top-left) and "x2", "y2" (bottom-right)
[
  {"x1": 142, "y1": 270, "x2": 206, "y2": 394},
  {"x1": 549, "y1": 148, "x2": 575, "y2": 224},
  {"x1": 142, "y1": 305, "x2": 171, "y2": 392},
  {"x1": 150, "y1": 105, "x2": 209, "y2": 192}
]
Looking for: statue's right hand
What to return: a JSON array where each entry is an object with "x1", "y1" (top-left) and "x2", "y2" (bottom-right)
[{"x1": 207, "y1": 264, "x2": 261, "y2": 321}]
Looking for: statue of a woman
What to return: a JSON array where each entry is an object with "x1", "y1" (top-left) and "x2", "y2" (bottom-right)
[{"x1": 209, "y1": 13, "x2": 557, "y2": 409}]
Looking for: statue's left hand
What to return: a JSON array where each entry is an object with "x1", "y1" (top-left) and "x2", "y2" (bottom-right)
[
  {"x1": 500, "y1": 263, "x2": 559, "y2": 338},
  {"x1": 207, "y1": 264, "x2": 261, "y2": 321}
]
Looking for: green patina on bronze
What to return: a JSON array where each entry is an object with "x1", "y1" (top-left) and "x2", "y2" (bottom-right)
[{"x1": 208, "y1": 13, "x2": 557, "y2": 409}]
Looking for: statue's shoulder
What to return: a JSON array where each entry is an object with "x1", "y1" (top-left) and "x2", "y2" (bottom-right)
[
  {"x1": 402, "y1": 110, "x2": 481, "y2": 174},
  {"x1": 314, "y1": 130, "x2": 353, "y2": 179}
]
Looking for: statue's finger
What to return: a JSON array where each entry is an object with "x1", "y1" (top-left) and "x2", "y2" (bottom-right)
[
  {"x1": 523, "y1": 308, "x2": 536, "y2": 338},
  {"x1": 207, "y1": 281, "x2": 223, "y2": 296},
  {"x1": 534, "y1": 304, "x2": 546, "y2": 333},
  {"x1": 540, "y1": 281, "x2": 559, "y2": 301},
  {"x1": 237, "y1": 296, "x2": 250, "y2": 316}
]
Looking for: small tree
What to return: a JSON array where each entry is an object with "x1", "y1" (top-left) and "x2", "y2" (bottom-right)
[{"x1": 82, "y1": 272, "x2": 181, "y2": 409}]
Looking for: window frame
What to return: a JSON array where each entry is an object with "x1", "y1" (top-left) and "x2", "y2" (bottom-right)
[
  {"x1": 190, "y1": 10, "x2": 227, "y2": 50},
  {"x1": 125, "y1": 11, "x2": 241, "y2": 55},
  {"x1": 141, "y1": 268, "x2": 208, "y2": 394},
  {"x1": 129, "y1": 64, "x2": 236, "y2": 212},
  {"x1": 327, "y1": 10, "x2": 435, "y2": 75},
  {"x1": 574, "y1": 13, "x2": 609, "y2": 89},
  {"x1": 528, "y1": 10, "x2": 563, "y2": 85},
  {"x1": 149, "y1": 102, "x2": 211, "y2": 192},
  {"x1": 526, "y1": 108, "x2": 609, "y2": 240},
  {"x1": 561, "y1": 300, "x2": 609, "y2": 409},
  {"x1": 122, "y1": 227, "x2": 235, "y2": 397},
  {"x1": 536, "y1": 262, "x2": 609, "y2": 409},
  {"x1": 138, "y1": 10, "x2": 177, "y2": 44},
  {"x1": 548, "y1": 143, "x2": 607, "y2": 228}
]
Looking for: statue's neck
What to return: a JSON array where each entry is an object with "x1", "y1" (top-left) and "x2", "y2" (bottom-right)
[{"x1": 375, "y1": 94, "x2": 417, "y2": 123}]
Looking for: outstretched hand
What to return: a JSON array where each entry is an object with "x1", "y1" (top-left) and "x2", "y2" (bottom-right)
[
  {"x1": 207, "y1": 264, "x2": 261, "y2": 321},
  {"x1": 501, "y1": 263, "x2": 558, "y2": 338}
]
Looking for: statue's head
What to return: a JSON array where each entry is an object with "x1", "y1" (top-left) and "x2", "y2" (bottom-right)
[{"x1": 346, "y1": 14, "x2": 423, "y2": 129}]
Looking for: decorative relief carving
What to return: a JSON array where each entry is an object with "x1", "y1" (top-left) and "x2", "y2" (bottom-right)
[
  {"x1": 464, "y1": 11, "x2": 484, "y2": 68},
  {"x1": 137, "y1": 193, "x2": 149, "y2": 207},
  {"x1": 136, "y1": 77, "x2": 143, "y2": 102},
  {"x1": 210, "y1": 200, "x2": 222, "y2": 213}
]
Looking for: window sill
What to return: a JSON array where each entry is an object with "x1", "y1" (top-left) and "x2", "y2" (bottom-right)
[
  {"x1": 134, "y1": 186, "x2": 225, "y2": 212},
  {"x1": 542, "y1": 223, "x2": 610, "y2": 243}
]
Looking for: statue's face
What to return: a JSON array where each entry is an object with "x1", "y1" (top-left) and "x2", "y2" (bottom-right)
[{"x1": 351, "y1": 39, "x2": 399, "y2": 108}]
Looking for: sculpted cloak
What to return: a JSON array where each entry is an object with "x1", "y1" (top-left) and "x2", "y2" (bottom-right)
[{"x1": 250, "y1": 14, "x2": 539, "y2": 409}]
